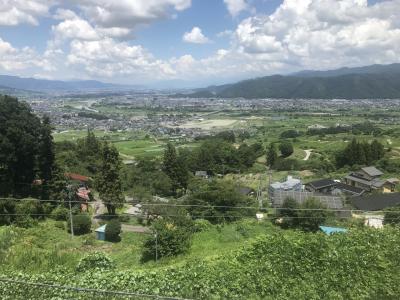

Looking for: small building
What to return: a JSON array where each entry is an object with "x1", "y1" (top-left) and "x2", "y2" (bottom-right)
[
  {"x1": 305, "y1": 179, "x2": 337, "y2": 194},
  {"x1": 269, "y1": 176, "x2": 302, "y2": 195},
  {"x1": 332, "y1": 183, "x2": 365, "y2": 197},
  {"x1": 95, "y1": 225, "x2": 107, "y2": 241},
  {"x1": 319, "y1": 226, "x2": 348, "y2": 235},
  {"x1": 195, "y1": 171, "x2": 209, "y2": 179},
  {"x1": 344, "y1": 166, "x2": 385, "y2": 192}
]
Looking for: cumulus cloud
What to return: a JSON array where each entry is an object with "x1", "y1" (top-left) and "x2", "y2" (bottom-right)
[
  {"x1": 224, "y1": 0, "x2": 250, "y2": 17},
  {"x1": 0, "y1": 37, "x2": 53, "y2": 72},
  {"x1": 183, "y1": 27, "x2": 210, "y2": 44},
  {"x1": 233, "y1": 0, "x2": 400, "y2": 70},
  {"x1": 74, "y1": 0, "x2": 192, "y2": 39},
  {"x1": 2, "y1": 0, "x2": 400, "y2": 86},
  {"x1": 66, "y1": 38, "x2": 175, "y2": 80},
  {"x1": 0, "y1": 0, "x2": 55, "y2": 26}
]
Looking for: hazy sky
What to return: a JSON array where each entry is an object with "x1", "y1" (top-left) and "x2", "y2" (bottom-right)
[{"x1": 0, "y1": 0, "x2": 399, "y2": 87}]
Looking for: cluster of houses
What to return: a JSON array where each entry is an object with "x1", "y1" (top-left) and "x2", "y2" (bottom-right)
[{"x1": 269, "y1": 166, "x2": 400, "y2": 214}]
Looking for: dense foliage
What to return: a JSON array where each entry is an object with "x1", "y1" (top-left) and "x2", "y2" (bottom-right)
[
  {"x1": 95, "y1": 143, "x2": 124, "y2": 215},
  {"x1": 279, "y1": 141, "x2": 294, "y2": 157},
  {"x1": 185, "y1": 179, "x2": 256, "y2": 223},
  {"x1": 1, "y1": 228, "x2": 399, "y2": 299},
  {"x1": 142, "y1": 217, "x2": 193, "y2": 261},
  {"x1": 76, "y1": 252, "x2": 115, "y2": 272},
  {"x1": 278, "y1": 197, "x2": 333, "y2": 232},
  {"x1": 67, "y1": 214, "x2": 91, "y2": 235},
  {"x1": 105, "y1": 219, "x2": 122, "y2": 242},
  {"x1": 0, "y1": 96, "x2": 60, "y2": 198},
  {"x1": 384, "y1": 206, "x2": 400, "y2": 226},
  {"x1": 336, "y1": 138, "x2": 385, "y2": 168}
]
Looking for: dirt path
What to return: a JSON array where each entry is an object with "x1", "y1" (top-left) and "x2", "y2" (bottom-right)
[
  {"x1": 90, "y1": 200, "x2": 106, "y2": 226},
  {"x1": 121, "y1": 224, "x2": 151, "y2": 233},
  {"x1": 303, "y1": 149, "x2": 313, "y2": 161}
]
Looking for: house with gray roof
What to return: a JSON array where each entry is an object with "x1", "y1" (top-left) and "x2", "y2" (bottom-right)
[{"x1": 344, "y1": 166, "x2": 398, "y2": 193}]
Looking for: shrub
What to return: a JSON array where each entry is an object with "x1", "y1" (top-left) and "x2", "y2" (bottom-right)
[
  {"x1": 51, "y1": 206, "x2": 70, "y2": 221},
  {"x1": 105, "y1": 219, "x2": 122, "y2": 242},
  {"x1": 14, "y1": 199, "x2": 43, "y2": 228},
  {"x1": 76, "y1": 252, "x2": 114, "y2": 272},
  {"x1": 384, "y1": 206, "x2": 400, "y2": 226},
  {"x1": 142, "y1": 219, "x2": 193, "y2": 261},
  {"x1": 67, "y1": 214, "x2": 91, "y2": 235},
  {"x1": 279, "y1": 141, "x2": 294, "y2": 157},
  {"x1": 295, "y1": 198, "x2": 333, "y2": 232},
  {"x1": 193, "y1": 219, "x2": 212, "y2": 232}
]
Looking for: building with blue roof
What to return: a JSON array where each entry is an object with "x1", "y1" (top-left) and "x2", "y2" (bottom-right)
[{"x1": 319, "y1": 226, "x2": 347, "y2": 235}]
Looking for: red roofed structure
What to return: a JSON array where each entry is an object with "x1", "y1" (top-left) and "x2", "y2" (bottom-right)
[{"x1": 65, "y1": 173, "x2": 91, "y2": 182}]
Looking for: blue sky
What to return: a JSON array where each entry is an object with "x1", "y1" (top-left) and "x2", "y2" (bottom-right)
[{"x1": 0, "y1": 0, "x2": 399, "y2": 87}]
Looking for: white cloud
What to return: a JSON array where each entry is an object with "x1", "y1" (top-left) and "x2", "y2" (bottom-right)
[
  {"x1": 52, "y1": 10, "x2": 99, "y2": 41},
  {"x1": 0, "y1": 37, "x2": 53, "y2": 72},
  {"x1": 74, "y1": 0, "x2": 192, "y2": 39},
  {"x1": 2, "y1": 0, "x2": 400, "y2": 86},
  {"x1": 232, "y1": 0, "x2": 400, "y2": 70},
  {"x1": 0, "y1": 0, "x2": 55, "y2": 26},
  {"x1": 183, "y1": 27, "x2": 210, "y2": 44},
  {"x1": 66, "y1": 38, "x2": 175, "y2": 80},
  {"x1": 224, "y1": 0, "x2": 250, "y2": 17}
]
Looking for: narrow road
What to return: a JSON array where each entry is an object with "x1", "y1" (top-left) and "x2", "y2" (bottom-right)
[
  {"x1": 121, "y1": 224, "x2": 151, "y2": 233},
  {"x1": 303, "y1": 149, "x2": 313, "y2": 161}
]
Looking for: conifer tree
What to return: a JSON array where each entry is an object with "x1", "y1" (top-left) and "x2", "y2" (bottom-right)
[
  {"x1": 266, "y1": 143, "x2": 277, "y2": 168},
  {"x1": 96, "y1": 143, "x2": 124, "y2": 215}
]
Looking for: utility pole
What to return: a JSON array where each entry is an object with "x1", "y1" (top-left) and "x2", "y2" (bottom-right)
[
  {"x1": 155, "y1": 232, "x2": 158, "y2": 262},
  {"x1": 68, "y1": 186, "x2": 74, "y2": 237}
]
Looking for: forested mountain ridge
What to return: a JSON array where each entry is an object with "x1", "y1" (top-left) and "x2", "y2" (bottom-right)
[{"x1": 178, "y1": 63, "x2": 400, "y2": 99}]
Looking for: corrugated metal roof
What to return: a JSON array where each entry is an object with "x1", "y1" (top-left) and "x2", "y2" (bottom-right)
[{"x1": 95, "y1": 225, "x2": 107, "y2": 233}]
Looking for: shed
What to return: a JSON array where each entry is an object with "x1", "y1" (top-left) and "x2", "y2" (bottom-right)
[
  {"x1": 319, "y1": 226, "x2": 347, "y2": 235},
  {"x1": 95, "y1": 224, "x2": 107, "y2": 241}
]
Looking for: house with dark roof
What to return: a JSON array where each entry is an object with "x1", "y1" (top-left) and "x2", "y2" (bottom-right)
[
  {"x1": 305, "y1": 179, "x2": 337, "y2": 194},
  {"x1": 332, "y1": 183, "x2": 365, "y2": 197},
  {"x1": 351, "y1": 193, "x2": 400, "y2": 211},
  {"x1": 305, "y1": 179, "x2": 365, "y2": 197}
]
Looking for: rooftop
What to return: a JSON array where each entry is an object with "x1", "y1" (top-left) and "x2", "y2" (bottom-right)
[
  {"x1": 270, "y1": 176, "x2": 301, "y2": 190},
  {"x1": 351, "y1": 193, "x2": 400, "y2": 211},
  {"x1": 306, "y1": 179, "x2": 336, "y2": 189},
  {"x1": 361, "y1": 166, "x2": 383, "y2": 177}
]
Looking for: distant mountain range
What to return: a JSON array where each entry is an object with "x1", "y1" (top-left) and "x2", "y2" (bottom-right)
[
  {"x1": 176, "y1": 63, "x2": 400, "y2": 99},
  {"x1": 0, "y1": 75, "x2": 141, "y2": 93}
]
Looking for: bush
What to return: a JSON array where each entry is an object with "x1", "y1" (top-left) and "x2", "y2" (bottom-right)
[
  {"x1": 142, "y1": 219, "x2": 193, "y2": 261},
  {"x1": 76, "y1": 252, "x2": 114, "y2": 272},
  {"x1": 384, "y1": 206, "x2": 400, "y2": 226},
  {"x1": 67, "y1": 214, "x2": 91, "y2": 235},
  {"x1": 279, "y1": 141, "x2": 294, "y2": 157},
  {"x1": 105, "y1": 219, "x2": 122, "y2": 242},
  {"x1": 51, "y1": 206, "x2": 70, "y2": 221},
  {"x1": 295, "y1": 198, "x2": 333, "y2": 232},
  {"x1": 14, "y1": 199, "x2": 42, "y2": 228},
  {"x1": 193, "y1": 219, "x2": 212, "y2": 232}
]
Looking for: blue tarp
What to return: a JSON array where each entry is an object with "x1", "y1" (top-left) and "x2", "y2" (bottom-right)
[{"x1": 319, "y1": 226, "x2": 347, "y2": 235}]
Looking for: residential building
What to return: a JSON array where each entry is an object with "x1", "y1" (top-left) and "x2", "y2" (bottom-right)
[{"x1": 345, "y1": 166, "x2": 398, "y2": 193}]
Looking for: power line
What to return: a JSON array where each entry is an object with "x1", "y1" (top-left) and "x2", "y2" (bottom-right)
[
  {"x1": 1, "y1": 197, "x2": 399, "y2": 214},
  {"x1": 0, "y1": 277, "x2": 192, "y2": 300}
]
